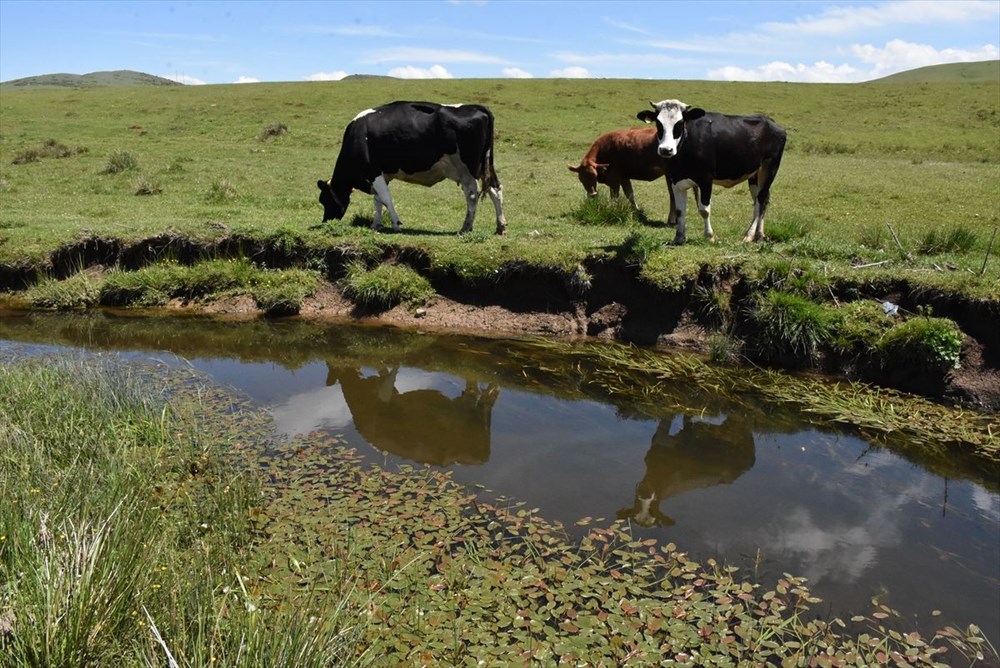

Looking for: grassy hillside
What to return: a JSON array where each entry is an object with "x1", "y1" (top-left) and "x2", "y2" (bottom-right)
[
  {"x1": 871, "y1": 59, "x2": 1000, "y2": 83},
  {"x1": 0, "y1": 69, "x2": 181, "y2": 88},
  {"x1": 0, "y1": 77, "x2": 997, "y2": 296}
]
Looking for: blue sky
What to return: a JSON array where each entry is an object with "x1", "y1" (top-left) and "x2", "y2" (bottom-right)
[{"x1": 1, "y1": 1, "x2": 997, "y2": 84}]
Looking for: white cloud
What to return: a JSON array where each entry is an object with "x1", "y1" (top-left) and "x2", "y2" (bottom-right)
[
  {"x1": 163, "y1": 74, "x2": 207, "y2": 85},
  {"x1": 234, "y1": 75, "x2": 259, "y2": 84},
  {"x1": 549, "y1": 66, "x2": 591, "y2": 78},
  {"x1": 554, "y1": 51, "x2": 683, "y2": 65},
  {"x1": 502, "y1": 67, "x2": 533, "y2": 78},
  {"x1": 763, "y1": 0, "x2": 1000, "y2": 36},
  {"x1": 708, "y1": 60, "x2": 861, "y2": 83},
  {"x1": 850, "y1": 39, "x2": 1000, "y2": 78},
  {"x1": 307, "y1": 70, "x2": 350, "y2": 81},
  {"x1": 708, "y1": 39, "x2": 999, "y2": 83},
  {"x1": 388, "y1": 64, "x2": 454, "y2": 79},
  {"x1": 365, "y1": 47, "x2": 509, "y2": 64}
]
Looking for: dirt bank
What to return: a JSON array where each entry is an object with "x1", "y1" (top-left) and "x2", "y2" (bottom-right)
[{"x1": 3, "y1": 234, "x2": 998, "y2": 413}]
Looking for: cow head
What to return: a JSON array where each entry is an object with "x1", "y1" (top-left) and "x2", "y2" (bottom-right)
[
  {"x1": 636, "y1": 99, "x2": 705, "y2": 158},
  {"x1": 316, "y1": 179, "x2": 349, "y2": 222},
  {"x1": 567, "y1": 161, "x2": 610, "y2": 197}
]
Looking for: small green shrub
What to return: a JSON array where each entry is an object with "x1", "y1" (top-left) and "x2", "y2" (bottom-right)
[
  {"x1": 342, "y1": 262, "x2": 434, "y2": 310},
  {"x1": 252, "y1": 269, "x2": 318, "y2": 316},
  {"x1": 571, "y1": 194, "x2": 636, "y2": 226},
  {"x1": 830, "y1": 300, "x2": 895, "y2": 359},
  {"x1": 181, "y1": 258, "x2": 256, "y2": 297},
  {"x1": 267, "y1": 225, "x2": 302, "y2": 255},
  {"x1": 764, "y1": 215, "x2": 812, "y2": 243},
  {"x1": 205, "y1": 178, "x2": 239, "y2": 203},
  {"x1": 690, "y1": 284, "x2": 731, "y2": 329},
  {"x1": 12, "y1": 147, "x2": 41, "y2": 164},
  {"x1": 259, "y1": 122, "x2": 288, "y2": 141},
  {"x1": 917, "y1": 225, "x2": 979, "y2": 255},
  {"x1": 618, "y1": 229, "x2": 662, "y2": 266},
  {"x1": 100, "y1": 265, "x2": 176, "y2": 306},
  {"x1": 878, "y1": 316, "x2": 963, "y2": 371},
  {"x1": 745, "y1": 289, "x2": 837, "y2": 365},
  {"x1": 100, "y1": 149, "x2": 138, "y2": 174},
  {"x1": 25, "y1": 271, "x2": 103, "y2": 309},
  {"x1": 12, "y1": 139, "x2": 86, "y2": 164},
  {"x1": 132, "y1": 175, "x2": 162, "y2": 196}
]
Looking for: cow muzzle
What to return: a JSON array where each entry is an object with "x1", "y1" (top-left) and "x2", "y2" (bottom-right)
[{"x1": 657, "y1": 147, "x2": 676, "y2": 158}]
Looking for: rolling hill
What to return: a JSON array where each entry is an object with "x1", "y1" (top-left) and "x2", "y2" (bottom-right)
[
  {"x1": 0, "y1": 69, "x2": 182, "y2": 88},
  {"x1": 870, "y1": 59, "x2": 999, "y2": 83}
]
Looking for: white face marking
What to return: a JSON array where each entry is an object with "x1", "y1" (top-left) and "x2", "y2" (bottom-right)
[
  {"x1": 651, "y1": 99, "x2": 689, "y2": 158},
  {"x1": 352, "y1": 107, "x2": 375, "y2": 121},
  {"x1": 443, "y1": 103, "x2": 464, "y2": 108}
]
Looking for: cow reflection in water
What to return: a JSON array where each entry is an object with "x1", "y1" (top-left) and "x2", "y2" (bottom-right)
[
  {"x1": 618, "y1": 413, "x2": 756, "y2": 527},
  {"x1": 326, "y1": 365, "x2": 499, "y2": 466}
]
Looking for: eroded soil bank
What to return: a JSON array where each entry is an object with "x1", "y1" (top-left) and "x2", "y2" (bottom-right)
[{"x1": 2, "y1": 233, "x2": 998, "y2": 412}]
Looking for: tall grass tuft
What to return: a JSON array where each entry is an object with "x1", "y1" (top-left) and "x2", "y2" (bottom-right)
[
  {"x1": 259, "y1": 122, "x2": 288, "y2": 141},
  {"x1": 571, "y1": 194, "x2": 637, "y2": 226},
  {"x1": 25, "y1": 270, "x2": 103, "y2": 309},
  {"x1": 100, "y1": 149, "x2": 139, "y2": 174},
  {"x1": 205, "y1": 178, "x2": 239, "y2": 203},
  {"x1": 744, "y1": 289, "x2": 837, "y2": 366},
  {"x1": 917, "y1": 225, "x2": 979, "y2": 255},
  {"x1": 0, "y1": 356, "x2": 368, "y2": 666},
  {"x1": 342, "y1": 261, "x2": 434, "y2": 310}
]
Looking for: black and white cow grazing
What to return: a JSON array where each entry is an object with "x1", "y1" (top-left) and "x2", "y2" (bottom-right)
[
  {"x1": 636, "y1": 99, "x2": 786, "y2": 244},
  {"x1": 317, "y1": 101, "x2": 506, "y2": 235}
]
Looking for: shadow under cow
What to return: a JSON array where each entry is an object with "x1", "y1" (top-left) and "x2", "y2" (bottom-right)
[
  {"x1": 326, "y1": 364, "x2": 499, "y2": 467},
  {"x1": 618, "y1": 412, "x2": 757, "y2": 528}
]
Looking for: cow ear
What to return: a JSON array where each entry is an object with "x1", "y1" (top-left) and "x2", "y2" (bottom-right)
[
  {"x1": 683, "y1": 108, "x2": 707, "y2": 122},
  {"x1": 567, "y1": 164, "x2": 580, "y2": 173},
  {"x1": 595, "y1": 163, "x2": 610, "y2": 176},
  {"x1": 636, "y1": 110, "x2": 656, "y2": 124}
]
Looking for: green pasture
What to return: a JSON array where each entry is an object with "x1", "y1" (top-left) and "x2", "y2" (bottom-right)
[{"x1": 0, "y1": 77, "x2": 998, "y2": 296}]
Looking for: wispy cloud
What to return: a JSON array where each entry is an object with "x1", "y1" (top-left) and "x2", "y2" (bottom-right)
[
  {"x1": 762, "y1": 0, "x2": 1000, "y2": 36},
  {"x1": 554, "y1": 51, "x2": 686, "y2": 65},
  {"x1": 285, "y1": 24, "x2": 402, "y2": 38},
  {"x1": 363, "y1": 47, "x2": 510, "y2": 64},
  {"x1": 603, "y1": 18, "x2": 651, "y2": 36}
]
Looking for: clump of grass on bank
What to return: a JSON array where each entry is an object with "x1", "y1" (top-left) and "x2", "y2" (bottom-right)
[
  {"x1": 744, "y1": 289, "x2": 838, "y2": 365},
  {"x1": 98, "y1": 259, "x2": 318, "y2": 315},
  {"x1": 879, "y1": 311, "x2": 964, "y2": 371},
  {"x1": 571, "y1": 194, "x2": 637, "y2": 226},
  {"x1": 918, "y1": 224, "x2": 979, "y2": 255},
  {"x1": 341, "y1": 261, "x2": 434, "y2": 310},
  {"x1": 24, "y1": 270, "x2": 102, "y2": 309},
  {"x1": 0, "y1": 357, "x2": 365, "y2": 667}
]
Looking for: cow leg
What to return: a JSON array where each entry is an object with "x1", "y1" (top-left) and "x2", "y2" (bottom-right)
[
  {"x1": 671, "y1": 180, "x2": 694, "y2": 244},
  {"x1": 696, "y1": 181, "x2": 716, "y2": 243},
  {"x1": 372, "y1": 194, "x2": 384, "y2": 231},
  {"x1": 485, "y1": 183, "x2": 506, "y2": 235},
  {"x1": 622, "y1": 180, "x2": 638, "y2": 209},
  {"x1": 458, "y1": 173, "x2": 480, "y2": 235},
  {"x1": 664, "y1": 176, "x2": 677, "y2": 226},
  {"x1": 743, "y1": 177, "x2": 762, "y2": 242},
  {"x1": 371, "y1": 175, "x2": 402, "y2": 232}
]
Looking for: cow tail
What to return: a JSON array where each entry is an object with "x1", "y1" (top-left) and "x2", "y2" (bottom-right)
[{"x1": 479, "y1": 107, "x2": 500, "y2": 200}]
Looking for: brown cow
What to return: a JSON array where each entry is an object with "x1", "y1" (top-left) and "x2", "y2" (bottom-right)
[{"x1": 568, "y1": 126, "x2": 676, "y2": 212}]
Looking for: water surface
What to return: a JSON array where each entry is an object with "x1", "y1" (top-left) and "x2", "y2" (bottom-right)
[{"x1": 1, "y1": 310, "x2": 997, "y2": 638}]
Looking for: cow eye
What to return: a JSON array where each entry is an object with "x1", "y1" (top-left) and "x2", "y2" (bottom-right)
[{"x1": 672, "y1": 121, "x2": 684, "y2": 139}]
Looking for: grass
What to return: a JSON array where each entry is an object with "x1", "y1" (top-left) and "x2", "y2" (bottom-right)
[
  {"x1": 0, "y1": 78, "x2": 995, "y2": 299},
  {"x1": 0, "y1": 357, "x2": 366, "y2": 666},
  {"x1": 341, "y1": 261, "x2": 434, "y2": 310}
]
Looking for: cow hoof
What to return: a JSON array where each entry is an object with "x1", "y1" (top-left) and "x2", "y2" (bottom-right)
[{"x1": 673, "y1": 235, "x2": 687, "y2": 246}]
